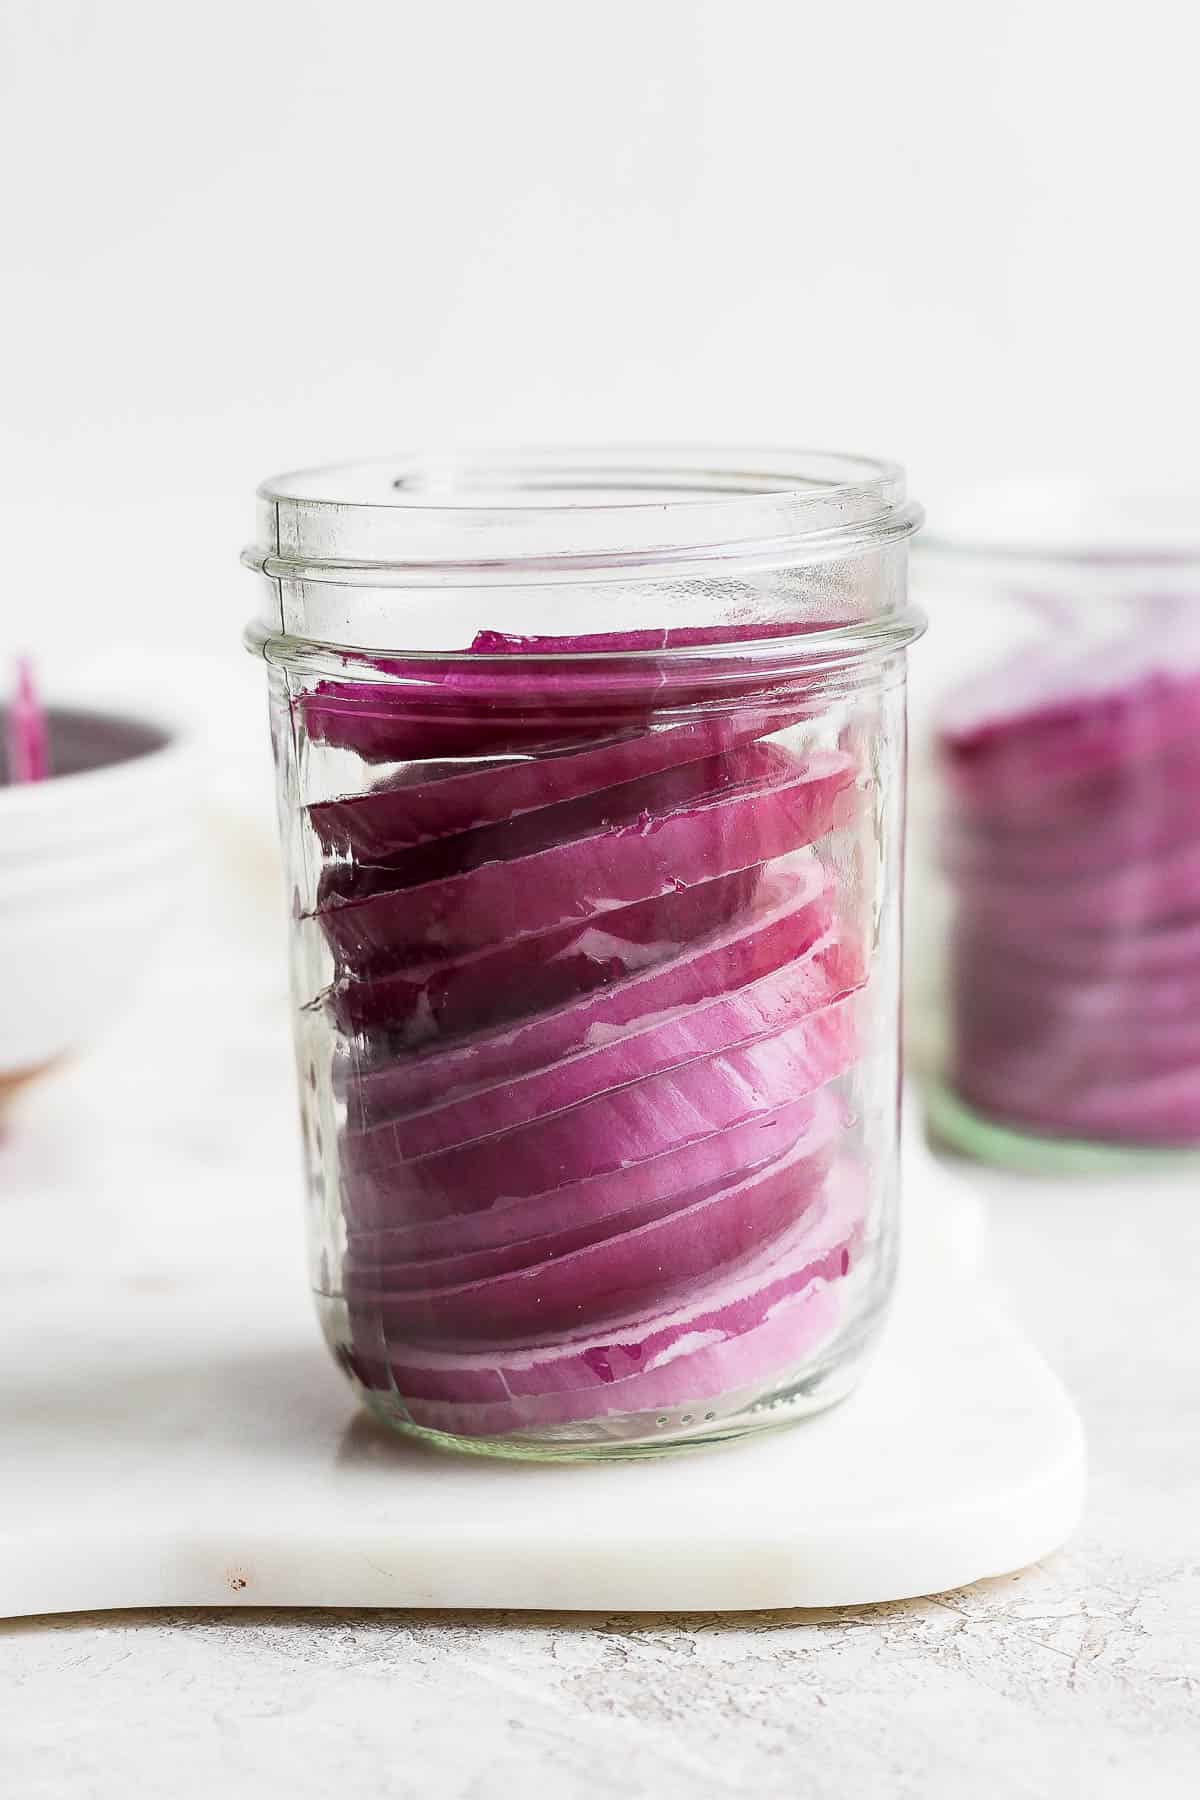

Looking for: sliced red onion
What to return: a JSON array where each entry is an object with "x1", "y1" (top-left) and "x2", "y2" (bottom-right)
[
  {"x1": 392, "y1": 1287, "x2": 844, "y2": 1436},
  {"x1": 327, "y1": 866, "x2": 761, "y2": 1042},
  {"x1": 939, "y1": 771, "x2": 1200, "y2": 883},
  {"x1": 341, "y1": 988, "x2": 859, "y2": 1222},
  {"x1": 942, "y1": 661, "x2": 1200, "y2": 792},
  {"x1": 309, "y1": 711, "x2": 779, "y2": 862},
  {"x1": 950, "y1": 913, "x2": 1200, "y2": 983},
  {"x1": 342, "y1": 1123, "x2": 828, "y2": 1291},
  {"x1": 941, "y1": 637, "x2": 1200, "y2": 1145},
  {"x1": 342, "y1": 1091, "x2": 832, "y2": 1253},
  {"x1": 346, "y1": 1161, "x2": 864, "y2": 1426},
  {"x1": 341, "y1": 918, "x2": 861, "y2": 1160},
  {"x1": 318, "y1": 742, "x2": 854, "y2": 966},
  {"x1": 305, "y1": 620, "x2": 872, "y2": 1434},
  {"x1": 337, "y1": 862, "x2": 836, "y2": 1124},
  {"x1": 301, "y1": 626, "x2": 825, "y2": 765},
  {"x1": 958, "y1": 1060, "x2": 1200, "y2": 1145},
  {"x1": 345, "y1": 1110, "x2": 838, "y2": 1340},
  {"x1": 950, "y1": 836, "x2": 1200, "y2": 935}
]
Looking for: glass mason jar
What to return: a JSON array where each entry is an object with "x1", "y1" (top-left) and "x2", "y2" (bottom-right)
[
  {"x1": 243, "y1": 450, "x2": 923, "y2": 1458},
  {"x1": 912, "y1": 482, "x2": 1200, "y2": 1170}
]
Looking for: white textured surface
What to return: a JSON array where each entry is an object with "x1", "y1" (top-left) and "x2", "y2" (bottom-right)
[
  {"x1": 0, "y1": 1132, "x2": 1083, "y2": 1615},
  {"x1": 0, "y1": 853, "x2": 1081, "y2": 1618},
  {"x1": 0, "y1": 849, "x2": 1194, "y2": 1795}
]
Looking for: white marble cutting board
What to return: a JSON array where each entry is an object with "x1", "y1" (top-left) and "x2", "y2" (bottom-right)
[{"x1": 0, "y1": 871, "x2": 1085, "y2": 1617}]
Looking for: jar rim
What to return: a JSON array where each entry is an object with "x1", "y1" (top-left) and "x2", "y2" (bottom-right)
[{"x1": 246, "y1": 446, "x2": 922, "y2": 585}]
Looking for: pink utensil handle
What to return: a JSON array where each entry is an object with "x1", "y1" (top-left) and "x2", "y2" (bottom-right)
[{"x1": 7, "y1": 658, "x2": 48, "y2": 784}]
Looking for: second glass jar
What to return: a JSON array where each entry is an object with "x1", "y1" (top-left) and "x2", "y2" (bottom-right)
[
  {"x1": 914, "y1": 482, "x2": 1200, "y2": 1168},
  {"x1": 245, "y1": 450, "x2": 923, "y2": 1457}
]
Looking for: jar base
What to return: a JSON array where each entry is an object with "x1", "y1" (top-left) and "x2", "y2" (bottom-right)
[
  {"x1": 925, "y1": 1078, "x2": 1200, "y2": 1175},
  {"x1": 340, "y1": 1310, "x2": 883, "y2": 1464}
]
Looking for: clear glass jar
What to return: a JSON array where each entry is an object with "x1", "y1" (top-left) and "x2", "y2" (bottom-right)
[
  {"x1": 243, "y1": 449, "x2": 923, "y2": 1458},
  {"x1": 913, "y1": 482, "x2": 1200, "y2": 1170}
]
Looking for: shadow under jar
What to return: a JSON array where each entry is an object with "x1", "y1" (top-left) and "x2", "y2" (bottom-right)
[
  {"x1": 243, "y1": 449, "x2": 923, "y2": 1459},
  {"x1": 916, "y1": 482, "x2": 1200, "y2": 1170}
]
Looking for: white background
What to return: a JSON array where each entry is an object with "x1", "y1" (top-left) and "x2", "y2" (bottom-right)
[
  {"x1": 1, "y1": 0, "x2": 1197, "y2": 671},
  {"x1": 1, "y1": 14, "x2": 1197, "y2": 1785}
]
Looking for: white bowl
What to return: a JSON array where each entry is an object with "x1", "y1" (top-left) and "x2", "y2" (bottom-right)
[{"x1": 0, "y1": 704, "x2": 194, "y2": 1087}]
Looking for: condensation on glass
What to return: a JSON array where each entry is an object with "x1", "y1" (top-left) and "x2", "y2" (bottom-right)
[
  {"x1": 912, "y1": 482, "x2": 1200, "y2": 1170},
  {"x1": 244, "y1": 450, "x2": 923, "y2": 1458}
]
